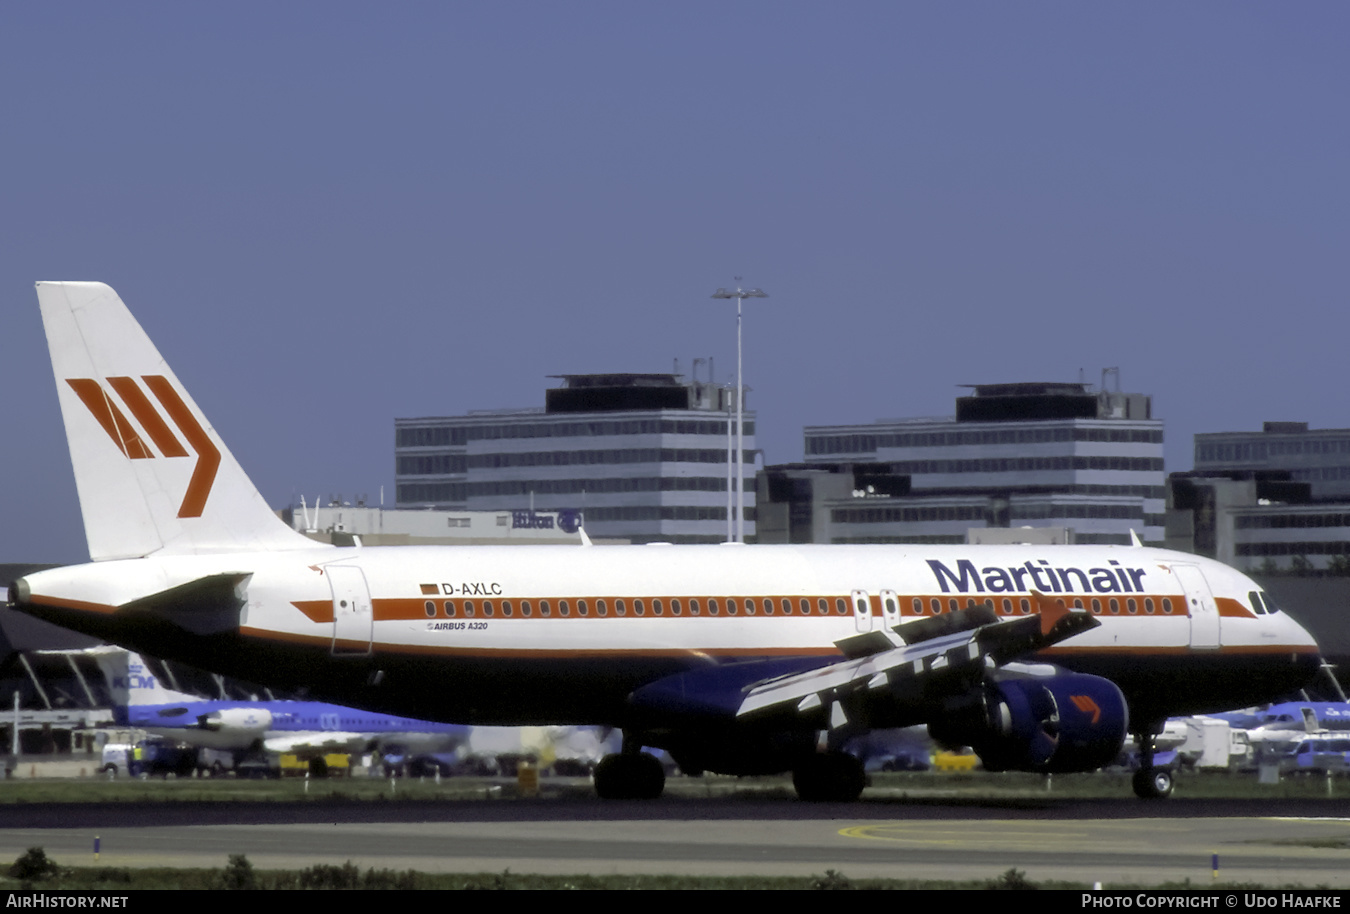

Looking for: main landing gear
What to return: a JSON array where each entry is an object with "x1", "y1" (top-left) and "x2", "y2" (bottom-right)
[
  {"x1": 593, "y1": 751, "x2": 665, "y2": 800},
  {"x1": 792, "y1": 750, "x2": 866, "y2": 802},
  {"x1": 1131, "y1": 726, "x2": 1174, "y2": 800}
]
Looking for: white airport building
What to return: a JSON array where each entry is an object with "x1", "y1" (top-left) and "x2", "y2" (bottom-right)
[
  {"x1": 282, "y1": 502, "x2": 594, "y2": 546},
  {"x1": 394, "y1": 371, "x2": 756, "y2": 544}
]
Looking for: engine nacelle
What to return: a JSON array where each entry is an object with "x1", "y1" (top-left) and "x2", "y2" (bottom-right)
[
  {"x1": 931, "y1": 670, "x2": 1128, "y2": 774},
  {"x1": 197, "y1": 707, "x2": 272, "y2": 736}
]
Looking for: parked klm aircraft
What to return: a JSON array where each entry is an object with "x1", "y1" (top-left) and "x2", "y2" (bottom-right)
[
  {"x1": 7, "y1": 282, "x2": 1323, "y2": 800},
  {"x1": 82, "y1": 647, "x2": 467, "y2": 773}
]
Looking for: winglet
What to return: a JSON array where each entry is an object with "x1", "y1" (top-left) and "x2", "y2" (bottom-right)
[{"x1": 1029, "y1": 591, "x2": 1071, "y2": 637}]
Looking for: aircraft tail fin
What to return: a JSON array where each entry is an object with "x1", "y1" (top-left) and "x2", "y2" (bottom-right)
[
  {"x1": 36, "y1": 282, "x2": 320, "y2": 560},
  {"x1": 86, "y1": 648, "x2": 203, "y2": 710}
]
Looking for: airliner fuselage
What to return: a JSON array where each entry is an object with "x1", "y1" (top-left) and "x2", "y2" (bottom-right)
[{"x1": 14, "y1": 543, "x2": 1319, "y2": 732}]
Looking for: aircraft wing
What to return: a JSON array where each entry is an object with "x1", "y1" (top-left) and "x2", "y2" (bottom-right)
[
  {"x1": 263, "y1": 732, "x2": 368, "y2": 757},
  {"x1": 736, "y1": 596, "x2": 1098, "y2": 722}
]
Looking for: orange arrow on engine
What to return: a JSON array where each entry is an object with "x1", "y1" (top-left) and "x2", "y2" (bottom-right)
[{"x1": 1070, "y1": 694, "x2": 1102, "y2": 723}]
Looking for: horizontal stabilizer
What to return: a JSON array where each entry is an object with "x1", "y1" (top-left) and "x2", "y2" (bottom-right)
[{"x1": 118, "y1": 573, "x2": 252, "y2": 636}]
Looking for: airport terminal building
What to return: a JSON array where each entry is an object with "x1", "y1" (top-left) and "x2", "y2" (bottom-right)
[
  {"x1": 772, "y1": 382, "x2": 1165, "y2": 545},
  {"x1": 394, "y1": 371, "x2": 756, "y2": 543}
]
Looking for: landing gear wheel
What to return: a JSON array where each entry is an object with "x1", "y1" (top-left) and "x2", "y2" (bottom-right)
[
  {"x1": 308, "y1": 757, "x2": 330, "y2": 779},
  {"x1": 1132, "y1": 767, "x2": 1173, "y2": 799},
  {"x1": 593, "y1": 752, "x2": 666, "y2": 800},
  {"x1": 792, "y1": 751, "x2": 866, "y2": 802}
]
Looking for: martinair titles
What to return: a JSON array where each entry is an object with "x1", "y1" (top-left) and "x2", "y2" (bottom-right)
[{"x1": 6, "y1": 282, "x2": 1322, "y2": 801}]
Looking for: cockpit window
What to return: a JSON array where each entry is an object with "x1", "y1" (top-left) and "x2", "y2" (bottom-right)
[
  {"x1": 1249, "y1": 591, "x2": 1267, "y2": 615},
  {"x1": 1262, "y1": 592, "x2": 1283, "y2": 615}
]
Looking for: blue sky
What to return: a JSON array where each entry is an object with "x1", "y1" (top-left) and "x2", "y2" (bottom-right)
[{"x1": 2, "y1": 3, "x2": 1347, "y2": 562}]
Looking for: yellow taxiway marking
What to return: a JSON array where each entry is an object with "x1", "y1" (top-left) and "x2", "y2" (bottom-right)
[{"x1": 839, "y1": 819, "x2": 1193, "y2": 849}]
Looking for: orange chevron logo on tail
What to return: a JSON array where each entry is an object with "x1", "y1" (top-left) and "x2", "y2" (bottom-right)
[{"x1": 66, "y1": 375, "x2": 220, "y2": 518}]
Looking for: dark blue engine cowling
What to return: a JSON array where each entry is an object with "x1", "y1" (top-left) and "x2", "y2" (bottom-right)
[{"x1": 968, "y1": 671, "x2": 1128, "y2": 774}]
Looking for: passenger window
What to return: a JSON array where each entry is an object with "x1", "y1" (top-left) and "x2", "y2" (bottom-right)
[{"x1": 424, "y1": 601, "x2": 435, "y2": 618}]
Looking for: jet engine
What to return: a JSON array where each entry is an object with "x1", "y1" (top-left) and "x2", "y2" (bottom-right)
[
  {"x1": 930, "y1": 670, "x2": 1128, "y2": 774},
  {"x1": 197, "y1": 707, "x2": 272, "y2": 736}
]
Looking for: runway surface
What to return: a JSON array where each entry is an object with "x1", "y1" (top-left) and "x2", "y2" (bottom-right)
[{"x1": 1, "y1": 797, "x2": 1348, "y2": 886}]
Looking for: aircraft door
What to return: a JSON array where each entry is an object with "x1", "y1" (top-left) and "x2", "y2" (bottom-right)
[
  {"x1": 879, "y1": 590, "x2": 901, "y2": 629},
  {"x1": 1172, "y1": 563, "x2": 1220, "y2": 650},
  {"x1": 328, "y1": 565, "x2": 373, "y2": 656},
  {"x1": 851, "y1": 589, "x2": 873, "y2": 632}
]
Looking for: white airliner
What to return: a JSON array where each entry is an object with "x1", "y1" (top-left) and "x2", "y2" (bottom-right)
[{"x1": 7, "y1": 282, "x2": 1322, "y2": 800}]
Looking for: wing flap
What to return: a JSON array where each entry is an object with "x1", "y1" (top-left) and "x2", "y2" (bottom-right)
[{"x1": 737, "y1": 599, "x2": 1098, "y2": 720}]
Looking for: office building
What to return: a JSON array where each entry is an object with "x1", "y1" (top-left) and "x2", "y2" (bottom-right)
[
  {"x1": 783, "y1": 381, "x2": 1164, "y2": 545},
  {"x1": 1195, "y1": 422, "x2": 1350, "y2": 501},
  {"x1": 395, "y1": 371, "x2": 756, "y2": 544}
]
